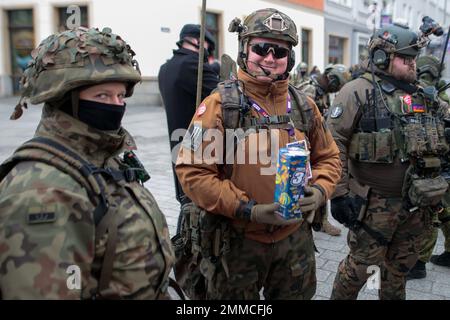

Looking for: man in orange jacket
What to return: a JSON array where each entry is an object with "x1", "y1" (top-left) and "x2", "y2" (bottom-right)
[{"x1": 176, "y1": 8, "x2": 341, "y2": 300}]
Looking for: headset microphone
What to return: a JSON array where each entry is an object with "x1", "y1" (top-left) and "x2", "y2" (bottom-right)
[{"x1": 248, "y1": 60, "x2": 271, "y2": 76}]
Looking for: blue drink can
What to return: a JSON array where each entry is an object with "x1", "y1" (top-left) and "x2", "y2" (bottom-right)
[{"x1": 274, "y1": 147, "x2": 310, "y2": 219}]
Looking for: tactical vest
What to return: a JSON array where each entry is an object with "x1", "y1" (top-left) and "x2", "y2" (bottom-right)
[
  {"x1": 349, "y1": 73, "x2": 449, "y2": 207},
  {"x1": 0, "y1": 136, "x2": 173, "y2": 299}
]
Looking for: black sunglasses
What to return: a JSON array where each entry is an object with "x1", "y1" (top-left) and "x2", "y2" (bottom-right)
[{"x1": 250, "y1": 43, "x2": 290, "y2": 59}]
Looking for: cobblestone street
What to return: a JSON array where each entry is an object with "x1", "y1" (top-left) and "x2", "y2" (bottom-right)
[{"x1": 1, "y1": 97, "x2": 449, "y2": 300}]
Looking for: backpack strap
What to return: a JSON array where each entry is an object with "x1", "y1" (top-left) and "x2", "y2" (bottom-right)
[
  {"x1": 288, "y1": 84, "x2": 315, "y2": 138},
  {"x1": 218, "y1": 80, "x2": 244, "y2": 130}
]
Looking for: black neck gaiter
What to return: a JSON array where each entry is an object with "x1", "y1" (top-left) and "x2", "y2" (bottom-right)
[{"x1": 76, "y1": 99, "x2": 126, "y2": 131}]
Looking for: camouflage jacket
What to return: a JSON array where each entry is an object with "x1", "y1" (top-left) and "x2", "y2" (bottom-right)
[{"x1": 0, "y1": 105, "x2": 174, "y2": 299}]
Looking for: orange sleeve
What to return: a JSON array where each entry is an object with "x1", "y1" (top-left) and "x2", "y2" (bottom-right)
[
  {"x1": 306, "y1": 97, "x2": 342, "y2": 199},
  {"x1": 175, "y1": 92, "x2": 250, "y2": 218}
]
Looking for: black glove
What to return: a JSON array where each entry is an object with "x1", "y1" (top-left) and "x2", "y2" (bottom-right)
[{"x1": 331, "y1": 195, "x2": 358, "y2": 227}]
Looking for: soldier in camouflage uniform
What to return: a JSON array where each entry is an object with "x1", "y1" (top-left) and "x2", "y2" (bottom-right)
[
  {"x1": 327, "y1": 23, "x2": 450, "y2": 299},
  {"x1": 0, "y1": 27, "x2": 174, "y2": 299},
  {"x1": 297, "y1": 64, "x2": 351, "y2": 237},
  {"x1": 175, "y1": 8, "x2": 341, "y2": 300},
  {"x1": 292, "y1": 62, "x2": 309, "y2": 86},
  {"x1": 407, "y1": 55, "x2": 450, "y2": 279}
]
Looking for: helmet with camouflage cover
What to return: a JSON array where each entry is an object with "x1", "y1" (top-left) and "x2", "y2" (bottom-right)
[
  {"x1": 228, "y1": 8, "x2": 298, "y2": 78},
  {"x1": 324, "y1": 64, "x2": 351, "y2": 92},
  {"x1": 417, "y1": 55, "x2": 443, "y2": 79},
  {"x1": 12, "y1": 26, "x2": 141, "y2": 119}
]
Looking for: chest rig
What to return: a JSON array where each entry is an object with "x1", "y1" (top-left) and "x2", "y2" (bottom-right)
[
  {"x1": 218, "y1": 80, "x2": 314, "y2": 138},
  {"x1": 349, "y1": 73, "x2": 449, "y2": 208}
]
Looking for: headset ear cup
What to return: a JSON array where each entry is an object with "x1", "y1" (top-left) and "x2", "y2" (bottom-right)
[
  {"x1": 372, "y1": 49, "x2": 389, "y2": 69},
  {"x1": 287, "y1": 50, "x2": 295, "y2": 72}
]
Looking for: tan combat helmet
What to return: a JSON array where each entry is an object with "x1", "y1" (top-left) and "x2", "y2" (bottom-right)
[
  {"x1": 324, "y1": 64, "x2": 351, "y2": 92},
  {"x1": 228, "y1": 8, "x2": 298, "y2": 78},
  {"x1": 12, "y1": 26, "x2": 141, "y2": 119}
]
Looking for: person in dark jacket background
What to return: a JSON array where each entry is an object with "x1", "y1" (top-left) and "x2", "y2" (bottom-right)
[{"x1": 158, "y1": 24, "x2": 219, "y2": 205}]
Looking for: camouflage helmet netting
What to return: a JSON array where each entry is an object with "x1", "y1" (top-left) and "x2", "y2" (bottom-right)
[{"x1": 20, "y1": 26, "x2": 142, "y2": 105}]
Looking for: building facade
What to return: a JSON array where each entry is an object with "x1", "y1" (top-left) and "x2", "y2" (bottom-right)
[{"x1": 0, "y1": 0, "x2": 325, "y2": 104}]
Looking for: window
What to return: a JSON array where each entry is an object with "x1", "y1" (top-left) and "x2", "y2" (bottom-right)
[
  {"x1": 7, "y1": 9, "x2": 34, "y2": 94},
  {"x1": 301, "y1": 29, "x2": 311, "y2": 67},
  {"x1": 56, "y1": 5, "x2": 88, "y2": 32},
  {"x1": 205, "y1": 12, "x2": 220, "y2": 59},
  {"x1": 328, "y1": 35, "x2": 346, "y2": 64},
  {"x1": 328, "y1": 0, "x2": 352, "y2": 7}
]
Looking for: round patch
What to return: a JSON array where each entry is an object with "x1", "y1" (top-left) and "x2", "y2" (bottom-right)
[
  {"x1": 197, "y1": 104, "x2": 207, "y2": 116},
  {"x1": 330, "y1": 105, "x2": 343, "y2": 118}
]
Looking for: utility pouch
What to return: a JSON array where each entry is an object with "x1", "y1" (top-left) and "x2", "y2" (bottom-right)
[{"x1": 408, "y1": 175, "x2": 448, "y2": 207}]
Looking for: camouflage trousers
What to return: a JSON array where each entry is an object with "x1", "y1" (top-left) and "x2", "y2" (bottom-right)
[
  {"x1": 419, "y1": 197, "x2": 450, "y2": 262},
  {"x1": 200, "y1": 220, "x2": 316, "y2": 300},
  {"x1": 331, "y1": 192, "x2": 425, "y2": 300}
]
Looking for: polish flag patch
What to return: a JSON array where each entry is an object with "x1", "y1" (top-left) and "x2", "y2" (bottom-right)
[{"x1": 197, "y1": 104, "x2": 207, "y2": 116}]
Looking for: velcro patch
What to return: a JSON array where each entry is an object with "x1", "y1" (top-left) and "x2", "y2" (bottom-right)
[
  {"x1": 182, "y1": 123, "x2": 204, "y2": 151},
  {"x1": 28, "y1": 212, "x2": 56, "y2": 224},
  {"x1": 330, "y1": 104, "x2": 343, "y2": 118}
]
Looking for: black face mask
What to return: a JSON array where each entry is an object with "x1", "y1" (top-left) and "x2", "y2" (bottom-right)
[{"x1": 78, "y1": 99, "x2": 126, "y2": 131}]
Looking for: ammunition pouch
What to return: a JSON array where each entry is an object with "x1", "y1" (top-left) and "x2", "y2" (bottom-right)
[
  {"x1": 171, "y1": 202, "x2": 230, "y2": 300},
  {"x1": 403, "y1": 116, "x2": 449, "y2": 158},
  {"x1": 349, "y1": 130, "x2": 395, "y2": 163}
]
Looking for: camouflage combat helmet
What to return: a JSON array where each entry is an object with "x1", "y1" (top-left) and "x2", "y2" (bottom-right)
[
  {"x1": 228, "y1": 8, "x2": 298, "y2": 77},
  {"x1": 324, "y1": 64, "x2": 351, "y2": 92},
  {"x1": 417, "y1": 55, "x2": 443, "y2": 79},
  {"x1": 369, "y1": 23, "x2": 422, "y2": 58},
  {"x1": 12, "y1": 26, "x2": 141, "y2": 119}
]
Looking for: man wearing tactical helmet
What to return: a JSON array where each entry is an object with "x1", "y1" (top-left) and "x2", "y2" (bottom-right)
[
  {"x1": 176, "y1": 8, "x2": 341, "y2": 299},
  {"x1": 0, "y1": 27, "x2": 174, "y2": 299},
  {"x1": 327, "y1": 22, "x2": 450, "y2": 299},
  {"x1": 407, "y1": 54, "x2": 450, "y2": 279}
]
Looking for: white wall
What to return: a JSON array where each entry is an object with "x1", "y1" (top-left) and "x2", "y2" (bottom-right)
[{"x1": 89, "y1": 0, "x2": 325, "y2": 77}]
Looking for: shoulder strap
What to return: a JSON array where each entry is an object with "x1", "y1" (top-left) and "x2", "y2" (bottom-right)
[
  {"x1": 2, "y1": 136, "x2": 109, "y2": 226},
  {"x1": 218, "y1": 79, "x2": 243, "y2": 130},
  {"x1": 288, "y1": 84, "x2": 315, "y2": 138}
]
